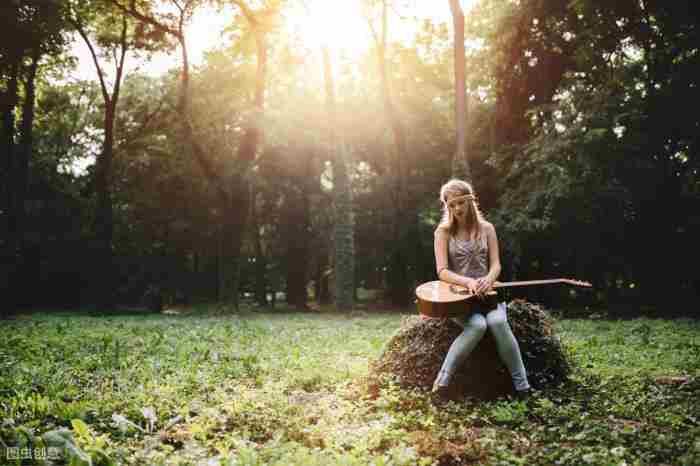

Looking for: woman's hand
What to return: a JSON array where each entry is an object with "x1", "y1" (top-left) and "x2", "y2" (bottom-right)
[
  {"x1": 475, "y1": 275, "x2": 495, "y2": 296},
  {"x1": 461, "y1": 277, "x2": 479, "y2": 295},
  {"x1": 441, "y1": 202, "x2": 455, "y2": 229}
]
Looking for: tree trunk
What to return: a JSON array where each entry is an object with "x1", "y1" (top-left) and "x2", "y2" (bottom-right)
[
  {"x1": 250, "y1": 180, "x2": 268, "y2": 306},
  {"x1": 93, "y1": 103, "x2": 116, "y2": 309},
  {"x1": 285, "y1": 187, "x2": 310, "y2": 309},
  {"x1": 374, "y1": 0, "x2": 413, "y2": 307},
  {"x1": 333, "y1": 145, "x2": 356, "y2": 311},
  {"x1": 5, "y1": 48, "x2": 41, "y2": 310},
  {"x1": 637, "y1": 1, "x2": 681, "y2": 309},
  {"x1": 322, "y1": 47, "x2": 355, "y2": 311},
  {"x1": 315, "y1": 252, "x2": 331, "y2": 305},
  {"x1": 2, "y1": 60, "x2": 19, "y2": 224},
  {"x1": 176, "y1": 31, "x2": 243, "y2": 309},
  {"x1": 1, "y1": 57, "x2": 20, "y2": 314},
  {"x1": 74, "y1": 12, "x2": 129, "y2": 310},
  {"x1": 448, "y1": 0, "x2": 471, "y2": 181},
  {"x1": 16, "y1": 48, "x2": 40, "y2": 254},
  {"x1": 223, "y1": 28, "x2": 267, "y2": 307},
  {"x1": 218, "y1": 180, "x2": 249, "y2": 308},
  {"x1": 179, "y1": 22, "x2": 265, "y2": 309}
]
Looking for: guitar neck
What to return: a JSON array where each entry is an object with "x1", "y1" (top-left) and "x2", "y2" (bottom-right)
[{"x1": 494, "y1": 279, "x2": 566, "y2": 288}]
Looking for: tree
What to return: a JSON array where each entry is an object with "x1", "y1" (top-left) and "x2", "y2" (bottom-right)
[
  {"x1": 66, "y1": 0, "x2": 148, "y2": 309},
  {"x1": 111, "y1": 0, "x2": 279, "y2": 308},
  {"x1": 322, "y1": 46, "x2": 355, "y2": 311},
  {"x1": 364, "y1": 0, "x2": 417, "y2": 306},
  {"x1": 1, "y1": 0, "x2": 66, "y2": 313},
  {"x1": 483, "y1": 0, "x2": 700, "y2": 309},
  {"x1": 448, "y1": 0, "x2": 469, "y2": 180}
]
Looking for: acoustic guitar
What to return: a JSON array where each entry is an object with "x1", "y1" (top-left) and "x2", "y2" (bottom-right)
[{"x1": 415, "y1": 279, "x2": 592, "y2": 318}]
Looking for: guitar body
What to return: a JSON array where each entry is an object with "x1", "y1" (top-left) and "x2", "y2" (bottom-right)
[{"x1": 416, "y1": 281, "x2": 498, "y2": 318}]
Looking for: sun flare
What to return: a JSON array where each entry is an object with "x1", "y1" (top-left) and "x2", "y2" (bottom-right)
[
  {"x1": 74, "y1": 1, "x2": 475, "y2": 79},
  {"x1": 285, "y1": 1, "x2": 374, "y2": 58},
  {"x1": 184, "y1": 6, "x2": 234, "y2": 63}
]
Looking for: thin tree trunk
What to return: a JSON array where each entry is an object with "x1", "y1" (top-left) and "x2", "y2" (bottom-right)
[
  {"x1": 94, "y1": 105, "x2": 117, "y2": 308},
  {"x1": 174, "y1": 29, "x2": 240, "y2": 307},
  {"x1": 322, "y1": 46, "x2": 355, "y2": 311},
  {"x1": 77, "y1": 12, "x2": 128, "y2": 310},
  {"x1": 232, "y1": 28, "x2": 267, "y2": 301},
  {"x1": 449, "y1": 0, "x2": 471, "y2": 181},
  {"x1": 315, "y1": 252, "x2": 330, "y2": 305},
  {"x1": 16, "y1": 48, "x2": 40, "y2": 248},
  {"x1": 371, "y1": 0, "x2": 413, "y2": 306},
  {"x1": 5, "y1": 48, "x2": 42, "y2": 310},
  {"x1": 2, "y1": 60, "x2": 19, "y2": 220},
  {"x1": 215, "y1": 0, "x2": 269, "y2": 309},
  {"x1": 1, "y1": 57, "x2": 20, "y2": 313},
  {"x1": 638, "y1": 0, "x2": 677, "y2": 307},
  {"x1": 285, "y1": 185, "x2": 310, "y2": 309},
  {"x1": 285, "y1": 151, "x2": 317, "y2": 309},
  {"x1": 219, "y1": 188, "x2": 246, "y2": 307},
  {"x1": 181, "y1": 11, "x2": 264, "y2": 309},
  {"x1": 250, "y1": 180, "x2": 267, "y2": 306}
]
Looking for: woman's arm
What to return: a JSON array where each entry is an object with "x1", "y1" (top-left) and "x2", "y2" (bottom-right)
[
  {"x1": 434, "y1": 228, "x2": 478, "y2": 294},
  {"x1": 476, "y1": 222, "x2": 502, "y2": 294}
]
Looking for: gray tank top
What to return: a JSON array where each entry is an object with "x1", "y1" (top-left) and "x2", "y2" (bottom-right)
[{"x1": 448, "y1": 234, "x2": 488, "y2": 279}]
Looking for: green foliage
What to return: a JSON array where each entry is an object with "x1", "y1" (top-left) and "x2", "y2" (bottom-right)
[
  {"x1": 0, "y1": 310, "x2": 698, "y2": 465},
  {"x1": 481, "y1": 0, "x2": 700, "y2": 307},
  {"x1": 6, "y1": 0, "x2": 699, "y2": 312}
]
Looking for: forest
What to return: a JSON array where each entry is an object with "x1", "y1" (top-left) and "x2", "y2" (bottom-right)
[
  {"x1": 2, "y1": 0, "x2": 698, "y2": 315},
  {"x1": 1, "y1": 1, "x2": 699, "y2": 465}
]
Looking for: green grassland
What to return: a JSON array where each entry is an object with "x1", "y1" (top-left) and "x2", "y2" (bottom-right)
[{"x1": 1, "y1": 307, "x2": 699, "y2": 465}]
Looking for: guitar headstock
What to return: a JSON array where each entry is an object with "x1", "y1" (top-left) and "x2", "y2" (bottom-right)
[{"x1": 561, "y1": 278, "x2": 593, "y2": 288}]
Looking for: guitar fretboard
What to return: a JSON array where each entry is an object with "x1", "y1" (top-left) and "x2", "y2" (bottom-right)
[
  {"x1": 494, "y1": 278, "x2": 592, "y2": 289},
  {"x1": 494, "y1": 279, "x2": 567, "y2": 288}
]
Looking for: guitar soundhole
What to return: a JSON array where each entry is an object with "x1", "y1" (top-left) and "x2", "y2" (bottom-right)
[{"x1": 449, "y1": 285, "x2": 470, "y2": 295}]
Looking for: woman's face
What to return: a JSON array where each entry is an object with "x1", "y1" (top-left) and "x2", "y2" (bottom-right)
[{"x1": 445, "y1": 192, "x2": 471, "y2": 221}]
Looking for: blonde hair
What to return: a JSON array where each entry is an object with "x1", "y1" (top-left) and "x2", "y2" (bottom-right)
[{"x1": 437, "y1": 179, "x2": 485, "y2": 241}]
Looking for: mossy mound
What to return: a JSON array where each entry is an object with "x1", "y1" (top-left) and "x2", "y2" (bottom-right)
[{"x1": 369, "y1": 299, "x2": 571, "y2": 400}]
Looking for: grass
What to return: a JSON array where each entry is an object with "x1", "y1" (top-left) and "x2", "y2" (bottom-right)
[{"x1": 1, "y1": 307, "x2": 699, "y2": 465}]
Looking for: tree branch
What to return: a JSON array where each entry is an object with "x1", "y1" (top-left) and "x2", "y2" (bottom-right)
[
  {"x1": 231, "y1": 0, "x2": 258, "y2": 26},
  {"x1": 108, "y1": 0, "x2": 181, "y2": 38},
  {"x1": 112, "y1": 12, "x2": 129, "y2": 106},
  {"x1": 71, "y1": 18, "x2": 111, "y2": 106},
  {"x1": 172, "y1": 0, "x2": 184, "y2": 14}
]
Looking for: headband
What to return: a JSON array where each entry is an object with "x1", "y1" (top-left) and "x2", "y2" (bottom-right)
[{"x1": 444, "y1": 194, "x2": 475, "y2": 205}]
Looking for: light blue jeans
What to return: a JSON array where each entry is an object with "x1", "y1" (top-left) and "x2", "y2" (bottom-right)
[{"x1": 435, "y1": 302, "x2": 531, "y2": 392}]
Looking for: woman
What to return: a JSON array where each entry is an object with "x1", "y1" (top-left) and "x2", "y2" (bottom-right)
[{"x1": 432, "y1": 179, "x2": 531, "y2": 398}]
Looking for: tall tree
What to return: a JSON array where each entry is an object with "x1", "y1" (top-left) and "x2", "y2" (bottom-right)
[
  {"x1": 218, "y1": 0, "x2": 272, "y2": 307},
  {"x1": 248, "y1": 174, "x2": 268, "y2": 306},
  {"x1": 322, "y1": 47, "x2": 355, "y2": 311},
  {"x1": 0, "y1": 20, "x2": 22, "y2": 311},
  {"x1": 482, "y1": 0, "x2": 700, "y2": 308},
  {"x1": 448, "y1": 0, "x2": 469, "y2": 180},
  {"x1": 364, "y1": 0, "x2": 415, "y2": 305},
  {"x1": 1, "y1": 0, "x2": 65, "y2": 313},
  {"x1": 111, "y1": 0, "x2": 277, "y2": 308},
  {"x1": 68, "y1": 1, "x2": 137, "y2": 309}
]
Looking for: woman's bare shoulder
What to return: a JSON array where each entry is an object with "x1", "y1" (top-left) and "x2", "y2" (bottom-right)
[
  {"x1": 480, "y1": 221, "x2": 496, "y2": 235},
  {"x1": 434, "y1": 226, "x2": 451, "y2": 238}
]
